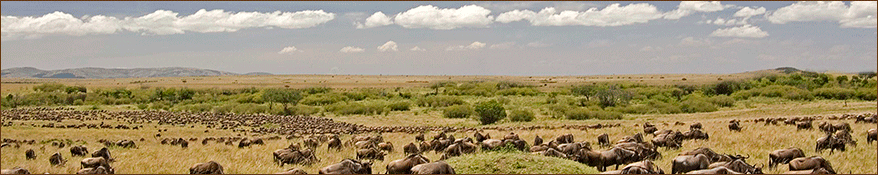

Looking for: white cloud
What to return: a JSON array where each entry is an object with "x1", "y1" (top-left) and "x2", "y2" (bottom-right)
[
  {"x1": 2, "y1": 9, "x2": 336, "y2": 40},
  {"x1": 526, "y1": 41, "x2": 551, "y2": 48},
  {"x1": 767, "y1": 1, "x2": 876, "y2": 28},
  {"x1": 709, "y1": 25, "x2": 769, "y2": 38},
  {"x1": 355, "y1": 11, "x2": 393, "y2": 29},
  {"x1": 639, "y1": 46, "x2": 662, "y2": 52},
  {"x1": 495, "y1": 3, "x2": 664, "y2": 26},
  {"x1": 446, "y1": 41, "x2": 486, "y2": 51},
  {"x1": 377, "y1": 41, "x2": 398, "y2": 52},
  {"x1": 679, "y1": 37, "x2": 711, "y2": 46},
  {"x1": 734, "y1": 6, "x2": 766, "y2": 18},
  {"x1": 339, "y1": 46, "x2": 365, "y2": 53},
  {"x1": 489, "y1": 42, "x2": 516, "y2": 49},
  {"x1": 278, "y1": 46, "x2": 302, "y2": 54},
  {"x1": 409, "y1": 46, "x2": 426, "y2": 51},
  {"x1": 664, "y1": 1, "x2": 732, "y2": 19},
  {"x1": 707, "y1": 17, "x2": 748, "y2": 26},
  {"x1": 393, "y1": 5, "x2": 494, "y2": 30}
]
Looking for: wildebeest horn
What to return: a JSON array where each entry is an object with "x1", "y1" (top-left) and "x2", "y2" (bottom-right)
[{"x1": 745, "y1": 154, "x2": 750, "y2": 159}]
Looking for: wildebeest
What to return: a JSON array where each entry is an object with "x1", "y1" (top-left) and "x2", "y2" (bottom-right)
[
  {"x1": 782, "y1": 167, "x2": 834, "y2": 174},
  {"x1": 378, "y1": 142, "x2": 394, "y2": 152},
  {"x1": 190, "y1": 161, "x2": 223, "y2": 174},
  {"x1": 536, "y1": 148, "x2": 568, "y2": 159},
  {"x1": 327, "y1": 137, "x2": 342, "y2": 150},
  {"x1": 621, "y1": 160, "x2": 664, "y2": 174},
  {"x1": 597, "y1": 133, "x2": 610, "y2": 148},
  {"x1": 80, "y1": 157, "x2": 113, "y2": 174},
  {"x1": 533, "y1": 135, "x2": 543, "y2": 146},
  {"x1": 672, "y1": 154, "x2": 710, "y2": 174},
  {"x1": 769, "y1": 147, "x2": 806, "y2": 169},
  {"x1": 76, "y1": 166, "x2": 111, "y2": 174},
  {"x1": 91, "y1": 147, "x2": 112, "y2": 162},
  {"x1": 70, "y1": 145, "x2": 89, "y2": 157},
  {"x1": 815, "y1": 133, "x2": 844, "y2": 154},
  {"x1": 403, "y1": 143, "x2": 419, "y2": 154},
  {"x1": 319, "y1": 159, "x2": 372, "y2": 174},
  {"x1": 275, "y1": 168, "x2": 307, "y2": 174},
  {"x1": 789, "y1": 156, "x2": 835, "y2": 174},
  {"x1": 644, "y1": 126, "x2": 658, "y2": 136},
  {"x1": 580, "y1": 147, "x2": 638, "y2": 172},
  {"x1": 385, "y1": 154, "x2": 430, "y2": 174},
  {"x1": 868, "y1": 129, "x2": 877, "y2": 144},
  {"x1": 357, "y1": 148, "x2": 386, "y2": 161},
  {"x1": 685, "y1": 167, "x2": 741, "y2": 174},
  {"x1": 415, "y1": 133, "x2": 425, "y2": 142},
  {"x1": 729, "y1": 120, "x2": 742, "y2": 132},
  {"x1": 690, "y1": 123, "x2": 702, "y2": 130},
  {"x1": 711, "y1": 159, "x2": 763, "y2": 174},
  {"x1": 683, "y1": 129, "x2": 709, "y2": 140},
  {"x1": 25, "y1": 149, "x2": 35, "y2": 160},
  {"x1": 410, "y1": 161, "x2": 455, "y2": 174},
  {"x1": 796, "y1": 121, "x2": 812, "y2": 130},
  {"x1": 652, "y1": 131, "x2": 683, "y2": 149},
  {"x1": 1, "y1": 167, "x2": 30, "y2": 174},
  {"x1": 49, "y1": 152, "x2": 66, "y2": 166},
  {"x1": 555, "y1": 134, "x2": 574, "y2": 144},
  {"x1": 238, "y1": 139, "x2": 252, "y2": 148},
  {"x1": 116, "y1": 140, "x2": 136, "y2": 148}
]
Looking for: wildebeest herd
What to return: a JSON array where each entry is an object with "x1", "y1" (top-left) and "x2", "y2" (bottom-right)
[{"x1": 1, "y1": 107, "x2": 876, "y2": 174}]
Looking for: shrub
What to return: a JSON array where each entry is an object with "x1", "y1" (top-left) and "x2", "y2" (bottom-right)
[
  {"x1": 680, "y1": 98, "x2": 717, "y2": 113},
  {"x1": 855, "y1": 88, "x2": 877, "y2": 101},
  {"x1": 416, "y1": 95, "x2": 466, "y2": 107},
  {"x1": 443, "y1": 105, "x2": 473, "y2": 119},
  {"x1": 496, "y1": 87, "x2": 540, "y2": 96},
  {"x1": 474, "y1": 100, "x2": 506, "y2": 125},
  {"x1": 707, "y1": 95, "x2": 735, "y2": 107},
  {"x1": 387, "y1": 101, "x2": 411, "y2": 111},
  {"x1": 325, "y1": 102, "x2": 386, "y2": 115},
  {"x1": 813, "y1": 87, "x2": 855, "y2": 100},
  {"x1": 289, "y1": 105, "x2": 320, "y2": 116},
  {"x1": 565, "y1": 107, "x2": 623, "y2": 120},
  {"x1": 546, "y1": 104, "x2": 570, "y2": 118},
  {"x1": 299, "y1": 93, "x2": 348, "y2": 105},
  {"x1": 509, "y1": 109, "x2": 535, "y2": 122}
]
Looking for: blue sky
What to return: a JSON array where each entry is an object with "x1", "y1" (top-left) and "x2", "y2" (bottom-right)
[{"x1": 2, "y1": 1, "x2": 875, "y2": 75}]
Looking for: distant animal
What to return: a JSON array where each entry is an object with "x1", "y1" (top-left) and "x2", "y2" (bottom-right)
[
  {"x1": 49, "y1": 152, "x2": 66, "y2": 166},
  {"x1": 533, "y1": 135, "x2": 543, "y2": 146},
  {"x1": 690, "y1": 123, "x2": 702, "y2": 130},
  {"x1": 597, "y1": 134, "x2": 610, "y2": 148},
  {"x1": 91, "y1": 147, "x2": 113, "y2": 162},
  {"x1": 189, "y1": 161, "x2": 223, "y2": 174},
  {"x1": 357, "y1": 148, "x2": 386, "y2": 161},
  {"x1": 25, "y1": 149, "x2": 36, "y2": 160}
]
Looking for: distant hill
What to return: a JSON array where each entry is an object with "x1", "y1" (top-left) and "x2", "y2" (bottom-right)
[
  {"x1": 1, "y1": 67, "x2": 239, "y2": 79},
  {"x1": 244, "y1": 72, "x2": 273, "y2": 76}
]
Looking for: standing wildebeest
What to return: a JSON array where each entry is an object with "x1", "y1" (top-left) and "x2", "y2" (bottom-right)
[
  {"x1": 711, "y1": 159, "x2": 763, "y2": 174},
  {"x1": 410, "y1": 161, "x2": 455, "y2": 174},
  {"x1": 672, "y1": 154, "x2": 710, "y2": 174},
  {"x1": 868, "y1": 129, "x2": 877, "y2": 144},
  {"x1": 327, "y1": 137, "x2": 342, "y2": 150},
  {"x1": 597, "y1": 134, "x2": 610, "y2": 148},
  {"x1": 815, "y1": 133, "x2": 845, "y2": 154},
  {"x1": 581, "y1": 147, "x2": 638, "y2": 172},
  {"x1": 768, "y1": 147, "x2": 806, "y2": 169},
  {"x1": 789, "y1": 156, "x2": 835, "y2": 174},
  {"x1": 70, "y1": 145, "x2": 89, "y2": 156},
  {"x1": 621, "y1": 160, "x2": 664, "y2": 174},
  {"x1": 385, "y1": 154, "x2": 430, "y2": 174},
  {"x1": 25, "y1": 149, "x2": 36, "y2": 160},
  {"x1": 0, "y1": 167, "x2": 30, "y2": 174},
  {"x1": 319, "y1": 159, "x2": 372, "y2": 174},
  {"x1": 49, "y1": 152, "x2": 66, "y2": 166},
  {"x1": 378, "y1": 142, "x2": 394, "y2": 152},
  {"x1": 533, "y1": 135, "x2": 543, "y2": 146},
  {"x1": 729, "y1": 120, "x2": 742, "y2": 132},
  {"x1": 356, "y1": 148, "x2": 386, "y2": 161},
  {"x1": 555, "y1": 134, "x2": 574, "y2": 144},
  {"x1": 796, "y1": 121, "x2": 812, "y2": 130},
  {"x1": 91, "y1": 147, "x2": 112, "y2": 162},
  {"x1": 415, "y1": 133, "x2": 425, "y2": 142},
  {"x1": 403, "y1": 143, "x2": 419, "y2": 155},
  {"x1": 190, "y1": 161, "x2": 223, "y2": 174},
  {"x1": 80, "y1": 157, "x2": 113, "y2": 174},
  {"x1": 690, "y1": 123, "x2": 702, "y2": 130},
  {"x1": 644, "y1": 126, "x2": 658, "y2": 136}
]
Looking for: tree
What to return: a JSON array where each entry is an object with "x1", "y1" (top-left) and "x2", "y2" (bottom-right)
[
  {"x1": 263, "y1": 88, "x2": 303, "y2": 115},
  {"x1": 474, "y1": 100, "x2": 506, "y2": 125},
  {"x1": 836, "y1": 75, "x2": 848, "y2": 85},
  {"x1": 571, "y1": 85, "x2": 597, "y2": 105},
  {"x1": 595, "y1": 85, "x2": 632, "y2": 108}
]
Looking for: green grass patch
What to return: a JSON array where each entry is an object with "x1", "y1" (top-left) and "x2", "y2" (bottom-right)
[{"x1": 445, "y1": 151, "x2": 599, "y2": 174}]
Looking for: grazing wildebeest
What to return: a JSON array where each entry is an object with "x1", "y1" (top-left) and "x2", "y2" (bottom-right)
[
  {"x1": 685, "y1": 167, "x2": 741, "y2": 174},
  {"x1": 356, "y1": 148, "x2": 386, "y2": 161},
  {"x1": 533, "y1": 135, "x2": 543, "y2": 146},
  {"x1": 729, "y1": 120, "x2": 742, "y2": 132},
  {"x1": 76, "y1": 166, "x2": 111, "y2": 174},
  {"x1": 713, "y1": 159, "x2": 763, "y2": 174},
  {"x1": 789, "y1": 157, "x2": 835, "y2": 174},
  {"x1": 327, "y1": 137, "x2": 342, "y2": 150},
  {"x1": 378, "y1": 142, "x2": 394, "y2": 152},
  {"x1": 644, "y1": 126, "x2": 658, "y2": 136},
  {"x1": 555, "y1": 134, "x2": 574, "y2": 144},
  {"x1": 581, "y1": 147, "x2": 638, "y2": 172},
  {"x1": 796, "y1": 121, "x2": 812, "y2": 130},
  {"x1": 415, "y1": 133, "x2": 425, "y2": 142},
  {"x1": 597, "y1": 133, "x2": 610, "y2": 148},
  {"x1": 769, "y1": 147, "x2": 806, "y2": 169},
  {"x1": 672, "y1": 154, "x2": 711, "y2": 174},
  {"x1": 275, "y1": 168, "x2": 307, "y2": 174},
  {"x1": 690, "y1": 123, "x2": 702, "y2": 130},
  {"x1": 0, "y1": 167, "x2": 29, "y2": 174},
  {"x1": 621, "y1": 160, "x2": 664, "y2": 174},
  {"x1": 25, "y1": 149, "x2": 36, "y2": 160},
  {"x1": 410, "y1": 161, "x2": 455, "y2": 174},
  {"x1": 80, "y1": 157, "x2": 113, "y2": 174},
  {"x1": 815, "y1": 133, "x2": 844, "y2": 154},
  {"x1": 385, "y1": 154, "x2": 430, "y2": 174},
  {"x1": 403, "y1": 143, "x2": 419, "y2": 155},
  {"x1": 91, "y1": 147, "x2": 112, "y2": 162},
  {"x1": 49, "y1": 152, "x2": 66, "y2": 166},
  {"x1": 319, "y1": 159, "x2": 372, "y2": 174},
  {"x1": 189, "y1": 161, "x2": 223, "y2": 174},
  {"x1": 868, "y1": 129, "x2": 877, "y2": 144},
  {"x1": 70, "y1": 145, "x2": 89, "y2": 156}
]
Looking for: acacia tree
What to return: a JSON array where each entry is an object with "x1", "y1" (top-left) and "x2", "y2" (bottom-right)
[{"x1": 263, "y1": 88, "x2": 303, "y2": 115}]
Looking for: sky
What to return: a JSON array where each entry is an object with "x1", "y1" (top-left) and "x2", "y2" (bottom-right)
[{"x1": 1, "y1": 1, "x2": 876, "y2": 75}]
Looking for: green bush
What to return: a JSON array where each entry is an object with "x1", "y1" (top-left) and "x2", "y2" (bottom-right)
[
  {"x1": 708, "y1": 95, "x2": 735, "y2": 107},
  {"x1": 565, "y1": 107, "x2": 623, "y2": 120},
  {"x1": 474, "y1": 100, "x2": 506, "y2": 125},
  {"x1": 731, "y1": 85, "x2": 814, "y2": 101},
  {"x1": 325, "y1": 102, "x2": 386, "y2": 115},
  {"x1": 680, "y1": 98, "x2": 718, "y2": 113},
  {"x1": 855, "y1": 88, "x2": 877, "y2": 101},
  {"x1": 496, "y1": 87, "x2": 540, "y2": 96},
  {"x1": 387, "y1": 101, "x2": 411, "y2": 111},
  {"x1": 509, "y1": 109, "x2": 535, "y2": 122},
  {"x1": 416, "y1": 95, "x2": 466, "y2": 107},
  {"x1": 813, "y1": 87, "x2": 855, "y2": 100},
  {"x1": 546, "y1": 104, "x2": 570, "y2": 118},
  {"x1": 288, "y1": 105, "x2": 320, "y2": 116},
  {"x1": 443, "y1": 105, "x2": 474, "y2": 119},
  {"x1": 616, "y1": 100, "x2": 681, "y2": 114},
  {"x1": 299, "y1": 93, "x2": 348, "y2": 105}
]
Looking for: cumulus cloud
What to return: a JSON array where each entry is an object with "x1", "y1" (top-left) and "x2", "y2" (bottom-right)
[
  {"x1": 495, "y1": 3, "x2": 664, "y2": 26},
  {"x1": 339, "y1": 46, "x2": 365, "y2": 53},
  {"x1": 278, "y1": 46, "x2": 302, "y2": 54},
  {"x1": 355, "y1": 11, "x2": 393, "y2": 29},
  {"x1": 767, "y1": 1, "x2": 876, "y2": 28},
  {"x1": 709, "y1": 25, "x2": 769, "y2": 38},
  {"x1": 446, "y1": 41, "x2": 486, "y2": 51},
  {"x1": 526, "y1": 41, "x2": 552, "y2": 48},
  {"x1": 410, "y1": 46, "x2": 426, "y2": 51},
  {"x1": 378, "y1": 41, "x2": 398, "y2": 52},
  {"x1": 393, "y1": 5, "x2": 494, "y2": 30},
  {"x1": 679, "y1": 37, "x2": 711, "y2": 46},
  {"x1": 705, "y1": 17, "x2": 748, "y2": 26},
  {"x1": 734, "y1": 6, "x2": 766, "y2": 18},
  {"x1": 489, "y1": 42, "x2": 516, "y2": 49},
  {"x1": 664, "y1": 1, "x2": 732, "y2": 19},
  {"x1": 1, "y1": 9, "x2": 336, "y2": 40}
]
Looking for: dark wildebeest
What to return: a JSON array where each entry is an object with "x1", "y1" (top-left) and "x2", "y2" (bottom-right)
[
  {"x1": 536, "y1": 148, "x2": 567, "y2": 159},
  {"x1": 403, "y1": 143, "x2": 419, "y2": 155},
  {"x1": 474, "y1": 132, "x2": 487, "y2": 142},
  {"x1": 385, "y1": 154, "x2": 430, "y2": 174},
  {"x1": 319, "y1": 159, "x2": 372, "y2": 174},
  {"x1": 275, "y1": 168, "x2": 307, "y2": 174},
  {"x1": 644, "y1": 126, "x2": 658, "y2": 136},
  {"x1": 555, "y1": 134, "x2": 574, "y2": 144},
  {"x1": 789, "y1": 157, "x2": 835, "y2": 174},
  {"x1": 0, "y1": 167, "x2": 30, "y2": 174},
  {"x1": 76, "y1": 166, "x2": 111, "y2": 174},
  {"x1": 356, "y1": 148, "x2": 386, "y2": 161},
  {"x1": 581, "y1": 147, "x2": 638, "y2": 172},
  {"x1": 683, "y1": 129, "x2": 709, "y2": 140},
  {"x1": 712, "y1": 159, "x2": 763, "y2": 174},
  {"x1": 690, "y1": 123, "x2": 702, "y2": 130},
  {"x1": 25, "y1": 149, "x2": 36, "y2": 160},
  {"x1": 621, "y1": 160, "x2": 664, "y2": 174},
  {"x1": 410, "y1": 161, "x2": 455, "y2": 174},
  {"x1": 378, "y1": 142, "x2": 394, "y2": 152},
  {"x1": 729, "y1": 121, "x2": 742, "y2": 132},
  {"x1": 796, "y1": 121, "x2": 812, "y2": 130},
  {"x1": 91, "y1": 147, "x2": 112, "y2": 162},
  {"x1": 49, "y1": 152, "x2": 66, "y2": 166},
  {"x1": 769, "y1": 147, "x2": 805, "y2": 169},
  {"x1": 782, "y1": 167, "x2": 833, "y2": 174},
  {"x1": 80, "y1": 157, "x2": 113, "y2": 174},
  {"x1": 327, "y1": 137, "x2": 342, "y2": 150},
  {"x1": 116, "y1": 140, "x2": 136, "y2": 148},
  {"x1": 815, "y1": 133, "x2": 844, "y2": 154},
  {"x1": 533, "y1": 135, "x2": 543, "y2": 146},
  {"x1": 868, "y1": 129, "x2": 877, "y2": 144},
  {"x1": 238, "y1": 139, "x2": 252, "y2": 148},
  {"x1": 190, "y1": 161, "x2": 223, "y2": 174},
  {"x1": 415, "y1": 133, "x2": 425, "y2": 142},
  {"x1": 597, "y1": 134, "x2": 610, "y2": 148},
  {"x1": 672, "y1": 154, "x2": 710, "y2": 174},
  {"x1": 71, "y1": 145, "x2": 89, "y2": 157},
  {"x1": 685, "y1": 167, "x2": 741, "y2": 174}
]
